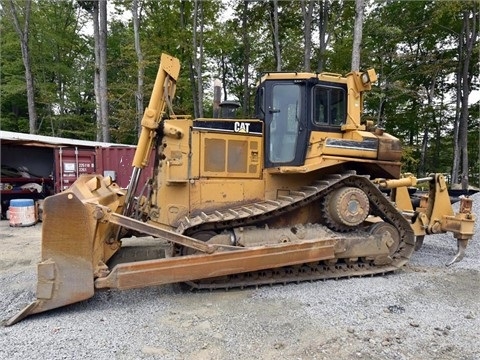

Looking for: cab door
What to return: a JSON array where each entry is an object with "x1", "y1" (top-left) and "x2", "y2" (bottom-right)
[{"x1": 263, "y1": 82, "x2": 308, "y2": 168}]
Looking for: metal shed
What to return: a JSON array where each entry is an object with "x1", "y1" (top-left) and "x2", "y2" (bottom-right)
[{"x1": 0, "y1": 131, "x2": 153, "y2": 217}]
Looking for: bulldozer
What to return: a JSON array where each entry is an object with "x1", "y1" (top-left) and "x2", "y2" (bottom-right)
[{"x1": 6, "y1": 54, "x2": 475, "y2": 325}]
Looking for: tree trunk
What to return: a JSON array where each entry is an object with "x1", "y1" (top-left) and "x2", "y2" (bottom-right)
[
  {"x1": 301, "y1": 0, "x2": 314, "y2": 72},
  {"x1": 197, "y1": 0, "x2": 204, "y2": 118},
  {"x1": 99, "y1": 0, "x2": 109, "y2": 142},
  {"x1": 132, "y1": 0, "x2": 144, "y2": 138},
  {"x1": 419, "y1": 78, "x2": 437, "y2": 177},
  {"x1": 269, "y1": 0, "x2": 281, "y2": 71},
  {"x1": 192, "y1": 0, "x2": 204, "y2": 118},
  {"x1": 451, "y1": 40, "x2": 462, "y2": 184},
  {"x1": 453, "y1": 8, "x2": 478, "y2": 189},
  {"x1": 419, "y1": 127, "x2": 429, "y2": 177},
  {"x1": 351, "y1": 0, "x2": 364, "y2": 71},
  {"x1": 221, "y1": 54, "x2": 228, "y2": 101},
  {"x1": 242, "y1": 0, "x2": 250, "y2": 115},
  {"x1": 179, "y1": 1, "x2": 197, "y2": 119},
  {"x1": 317, "y1": 0, "x2": 329, "y2": 72},
  {"x1": 459, "y1": 9, "x2": 478, "y2": 189},
  {"x1": 8, "y1": 0, "x2": 38, "y2": 134},
  {"x1": 92, "y1": 1, "x2": 102, "y2": 141}
]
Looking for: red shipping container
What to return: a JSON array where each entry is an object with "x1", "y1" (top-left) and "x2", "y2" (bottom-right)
[
  {"x1": 54, "y1": 146, "x2": 155, "y2": 196},
  {"x1": 54, "y1": 147, "x2": 96, "y2": 193},
  {"x1": 96, "y1": 146, "x2": 155, "y2": 195}
]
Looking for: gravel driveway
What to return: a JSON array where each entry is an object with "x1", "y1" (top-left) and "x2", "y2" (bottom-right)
[{"x1": 0, "y1": 194, "x2": 478, "y2": 360}]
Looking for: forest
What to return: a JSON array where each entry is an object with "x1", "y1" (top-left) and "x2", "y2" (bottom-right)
[{"x1": 1, "y1": 0, "x2": 479, "y2": 186}]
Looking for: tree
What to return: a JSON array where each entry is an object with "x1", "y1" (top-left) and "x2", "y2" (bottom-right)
[
  {"x1": 98, "y1": 0, "x2": 109, "y2": 142},
  {"x1": 241, "y1": 0, "x2": 250, "y2": 115},
  {"x1": 207, "y1": 0, "x2": 261, "y2": 116},
  {"x1": 324, "y1": 1, "x2": 356, "y2": 73},
  {"x1": 2, "y1": 0, "x2": 94, "y2": 138},
  {"x1": 5, "y1": 0, "x2": 37, "y2": 133},
  {"x1": 1, "y1": 0, "x2": 478, "y2": 186},
  {"x1": 301, "y1": 0, "x2": 314, "y2": 71},
  {"x1": 316, "y1": 0, "x2": 330, "y2": 72},
  {"x1": 79, "y1": 0, "x2": 110, "y2": 142},
  {"x1": 0, "y1": 19, "x2": 29, "y2": 133},
  {"x1": 270, "y1": 0, "x2": 282, "y2": 71},
  {"x1": 192, "y1": 0, "x2": 205, "y2": 118},
  {"x1": 90, "y1": 1, "x2": 103, "y2": 140},
  {"x1": 454, "y1": 6, "x2": 478, "y2": 188},
  {"x1": 132, "y1": 0, "x2": 144, "y2": 137},
  {"x1": 351, "y1": 0, "x2": 364, "y2": 71}
]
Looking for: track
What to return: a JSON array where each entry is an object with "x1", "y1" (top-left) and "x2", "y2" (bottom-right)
[{"x1": 174, "y1": 172, "x2": 416, "y2": 289}]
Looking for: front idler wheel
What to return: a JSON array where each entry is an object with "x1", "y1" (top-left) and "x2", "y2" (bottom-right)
[{"x1": 368, "y1": 222, "x2": 401, "y2": 256}]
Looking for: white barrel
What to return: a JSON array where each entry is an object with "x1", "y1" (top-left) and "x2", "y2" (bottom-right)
[{"x1": 8, "y1": 199, "x2": 37, "y2": 227}]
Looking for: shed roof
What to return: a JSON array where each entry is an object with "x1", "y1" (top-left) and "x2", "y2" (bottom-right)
[{"x1": 0, "y1": 131, "x2": 135, "y2": 148}]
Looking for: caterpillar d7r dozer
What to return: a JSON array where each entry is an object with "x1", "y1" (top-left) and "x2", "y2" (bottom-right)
[{"x1": 7, "y1": 53, "x2": 475, "y2": 325}]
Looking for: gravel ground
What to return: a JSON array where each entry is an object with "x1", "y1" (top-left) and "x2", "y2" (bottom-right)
[{"x1": 0, "y1": 194, "x2": 479, "y2": 360}]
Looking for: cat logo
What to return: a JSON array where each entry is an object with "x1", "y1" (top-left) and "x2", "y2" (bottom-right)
[{"x1": 234, "y1": 122, "x2": 251, "y2": 133}]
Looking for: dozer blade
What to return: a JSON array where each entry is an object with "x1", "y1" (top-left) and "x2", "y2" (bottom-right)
[
  {"x1": 6, "y1": 189, "x2": 338, "y2": 326},
  {"x1": 6, "y1": 192, "x2": 97, "y2": 326}
]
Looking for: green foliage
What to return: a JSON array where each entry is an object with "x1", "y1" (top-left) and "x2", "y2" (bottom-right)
[
  {"x1": 0, "y1": 3, "x2": 29, "y2": 131},
  {"x1": 400, "y1": 145, "x2": 420, "y2": 174},
  {"x1": 0, "y1": 0, "x2": 478, "y2": 181},
  {"x1": 362, "y1": 0, "x2": 478, "y2": 179},
  {"x1": 1, "y1": 0, "x2": 95, "y2": 137}
]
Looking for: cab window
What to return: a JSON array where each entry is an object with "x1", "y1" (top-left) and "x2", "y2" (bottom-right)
[{"x1": 313, "y1": 86, "x2": 346, "y2": 126}]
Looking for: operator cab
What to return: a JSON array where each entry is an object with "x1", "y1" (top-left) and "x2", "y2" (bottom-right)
[{"x1": 256, "y1": 75, "x2": 347, "y2": 168}]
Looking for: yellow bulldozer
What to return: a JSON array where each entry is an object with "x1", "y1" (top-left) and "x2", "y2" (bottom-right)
[{"x1": 6, "y1": 54, "x2": 475, "y2": 325}]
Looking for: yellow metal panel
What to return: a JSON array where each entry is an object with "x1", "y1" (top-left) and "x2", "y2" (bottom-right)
[
  {"x1": 344, "y1": 130, "x2": 377, "y2": 141},
  {"x1": 162, "y1": 119, "x2": 192, "y2": 183},
  {"x1": 151, "y1": 120, "x2": 192, "y2": 226},
  {"x1": 190, "y1": 130, "x2": 200, "y2": 178},
  {"x1": 189, "y1": 179, "x2": 265, "y2": 213},
  {"x1": 165, "y1": 203, "x2": 189, "y2": 227},
  {"x1": 166, "y1": 148, "x2": 189, "y2": 182},
  {"x1": 155, "y1": 183, "x2": 190, "y2": 227},
  {"x1": 305, "y1": 130, "x2": 379, "y2": 165},
  {"x1": 200, "y1": 181, "x2": 244, "y2": 203},
  {"x1": 260, "y1": 72, "x2": 347, "y2": 85},
  {"x1": 305, "y1": 131, "x2": 342, "y2": 161},
  {"x1": 200, "y1": 133, "x2": 262, "y2": 179}
]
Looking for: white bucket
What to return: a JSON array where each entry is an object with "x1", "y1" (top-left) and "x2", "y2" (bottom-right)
[{"x1": 9, "y1": 199, "x2": 37, "y2": 227}]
